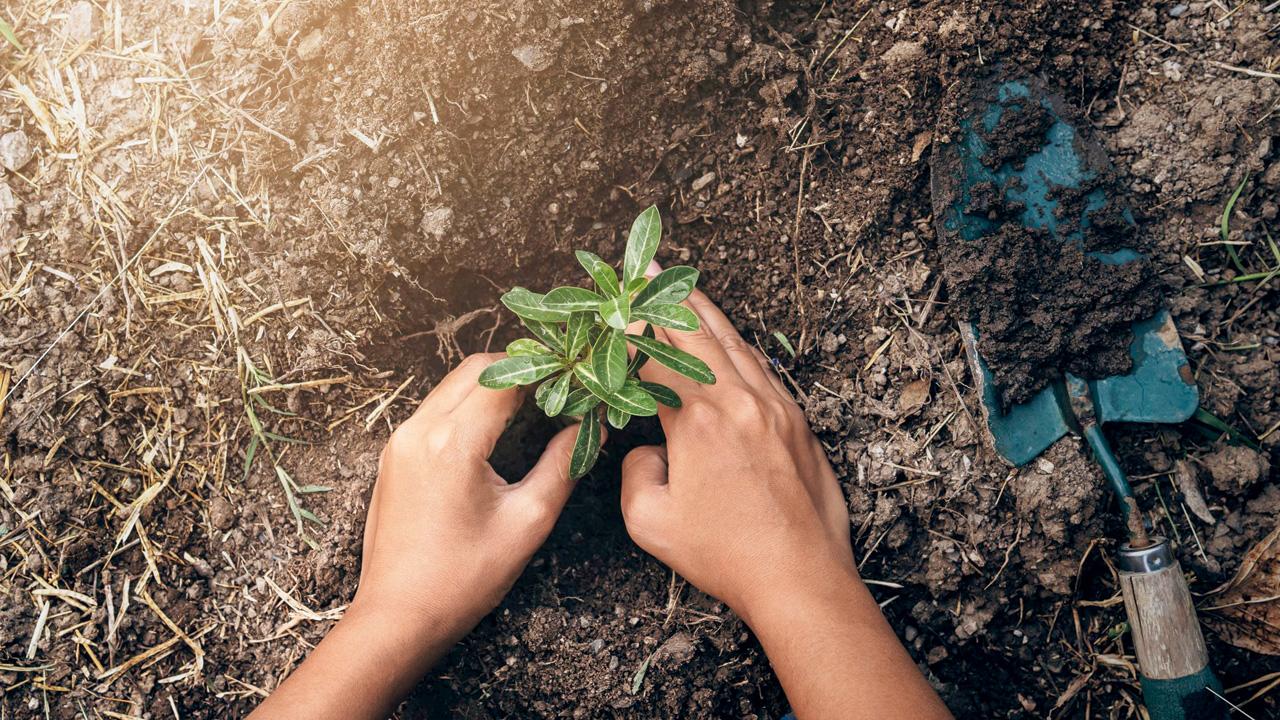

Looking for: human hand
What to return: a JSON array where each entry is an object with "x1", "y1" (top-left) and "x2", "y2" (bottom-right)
[
  {"x1": 619, "y1": 276, "x2": 855, "y2": 623},
  {"x1": 619, "y1": 272, "x2": 951, "y2": 719},
  {"x1": 352, "y1": 352, "x2": 585, "y2": 640},
  {"x1": 251, "y1": 354, "x2": 586, "y2": 720}
]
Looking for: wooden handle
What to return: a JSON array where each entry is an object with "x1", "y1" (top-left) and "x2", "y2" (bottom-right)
[{"x1": 1118, "y1": 541, "x2": 1209, "y2": 680}]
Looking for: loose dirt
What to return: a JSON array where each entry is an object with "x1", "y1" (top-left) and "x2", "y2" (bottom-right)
[
  {"x1": 933, "y1": 75, "x2": 1164, "y2": 406},
  {"x1": 2, "y1": 1, "x2": 1278, "y2": 719}
]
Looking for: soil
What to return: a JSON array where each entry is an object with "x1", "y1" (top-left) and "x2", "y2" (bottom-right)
[
  {"x1": 2, "y1": 1, "x2": 1278, "y2": 719},
  {"x1": 933, "y1": 74, "x2": 1164, "y2": 406}
]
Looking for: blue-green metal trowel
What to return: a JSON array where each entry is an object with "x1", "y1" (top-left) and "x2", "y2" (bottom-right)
[{"x1": 931, "y1": 74, "x2": 1224, "y2": 720}]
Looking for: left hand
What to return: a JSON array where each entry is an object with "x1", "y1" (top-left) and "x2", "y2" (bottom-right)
[
  {"x1": 251, "y1": 353, "x2": 584, "y2": 720},
  {"x1": 353, "y1": 352, "x2": 585, "y2": 641}
]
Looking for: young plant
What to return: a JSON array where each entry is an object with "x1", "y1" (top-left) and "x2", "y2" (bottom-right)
[{"x1": 478, "y1": 205, "x2": 715, "y2": 479}]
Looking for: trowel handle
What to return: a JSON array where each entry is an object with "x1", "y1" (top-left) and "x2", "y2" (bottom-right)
[{"x1": 1118, "y1": 540, "x2": 1224, "y2": 720}]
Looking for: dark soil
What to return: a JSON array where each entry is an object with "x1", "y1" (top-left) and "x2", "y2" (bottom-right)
[
  {"x1": 933, "y1": 75, "x2": 1164, "y2": 406},
  {"x1": 2, "y1": 0, "x2": 1278, "y2": 719}
]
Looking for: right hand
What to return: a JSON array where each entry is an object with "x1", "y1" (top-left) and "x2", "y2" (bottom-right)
[{"x1": 620, "y1": 280, "x2": 858, "y2": 622}]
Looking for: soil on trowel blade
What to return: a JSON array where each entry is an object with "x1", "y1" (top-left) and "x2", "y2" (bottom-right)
[{"x1": 938, "y1": 84, "x2": 1164, "y2": 407}]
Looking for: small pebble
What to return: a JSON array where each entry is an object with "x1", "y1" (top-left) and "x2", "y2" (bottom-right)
[
  {"x1": 297, "y1": 29, "x2": 324, "y2": 60},
  {"x1": 589, "y1": 638, "x2": 605, "y2": 654},
  {"x1": 0, "y1": 131, "x2": 33, "y2": 173},
  {"x1": 1169, "y1": 3, "x2": 1189, "y2": 17},
  {"x1": 512, "y1": 44, "x2": 556, "y2": 72},
  {"x1": 65, "y1": 1, "x2": 96, "y2": 42}
]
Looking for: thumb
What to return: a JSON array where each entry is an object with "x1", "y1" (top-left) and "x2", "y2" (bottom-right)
[
  {"x1": 517, "y1": 422, "x2": 598, "y2": 515},
  {"x1": 620, "y1": 445, "x2": 668, "y2": 540}
]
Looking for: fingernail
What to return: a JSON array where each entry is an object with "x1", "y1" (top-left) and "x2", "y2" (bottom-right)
[{"x1": 645, "y1": 259, "x2": 662, "y2": 278}]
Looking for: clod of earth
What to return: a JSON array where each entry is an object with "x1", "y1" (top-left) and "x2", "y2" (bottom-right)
[{"x1": 935, "y1": 77, "x2": 1164, "y2": 406}]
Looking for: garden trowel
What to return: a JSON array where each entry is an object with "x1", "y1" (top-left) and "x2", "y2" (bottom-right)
[{"x1": 931, "y1": 74, "x2": 1223, "y2": 720}]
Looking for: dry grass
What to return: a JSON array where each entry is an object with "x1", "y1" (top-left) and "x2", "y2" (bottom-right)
[{"x1": 0, "y1": 2, "x2": 420, "y2": 714}]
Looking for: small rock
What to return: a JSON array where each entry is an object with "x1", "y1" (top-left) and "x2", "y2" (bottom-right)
[
  {"x1": 654, "y1": 632, "x2": 696, "y2": 667},
  {"x1": 512, "y1": 44, "x2": 556, "y2": 72},
  {"x1": 589, "y1": 638, "x2": 605, "y2": 654},
  {"x1": 607, "y1": 655, "x2": 619, "y2": 670},
  {"x1": 897, "y1": 378, "x2": 931, "y2": 417},
  {"x1": 0, "y1": 131, "x2": 33, "y2": 173},
  {"x1": 880, "y1": 40, "x2": 924, "y2": 66},
  {"x1": 0, "y1": 182, "x2": 17, "y2": 218},
  {"x1": 691, "y1": 172, "x2": 716, "y2": 193},
  {"x1": 209, "y1": 497, "x2": 236, "y2": 531},
  {"x1": 65, "y1": 1, "x2": 96, "y2": 43},
  {"x1": 1036, "y1": 458, "x2": 1055, "y2": 474},
  {"x1": 297, "y1": 29, "x2": 324, "y2": 61},
  {"x1": 1200, "y1": 444, "x2": 1269, "y2": 494},
  {"x1": 420, "y1": 206, "x2": 454, "y2": 238},
  {"x1": 1169, "y1": 3, "x2": 1189, "y2": 17}
]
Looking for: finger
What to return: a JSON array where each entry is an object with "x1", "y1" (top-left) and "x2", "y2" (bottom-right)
[
  {"x1": 620, "y1": 445, "x2": 669, "y2": 544},
  {"x1": 750, "y1": 346, "x2": 795, "y2": 403},
  {"x1": 640, "y1": 267, "x2": 742, "y2": 386},
  {"x1": 449, "y1": 381, "x2": 526, "y2": 458},
  {"x1": 413, "y1": 352, "x2": 506, "y2": 418},
  {"x1": 511, "y1": 422, "x2": 583, "y2": 517},
  {"x1": 637, "y1": 325, "x2": 714, "y2": 418},
  {"x1": 681, "y1": 287, "x2": 775, "y2": 388}
]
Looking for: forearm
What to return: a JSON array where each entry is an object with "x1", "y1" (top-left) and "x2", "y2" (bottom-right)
[
  {"x1": 740, "y1": 565, "x2": 952, "y2": 720},
  {"x1": 249, "y1": 603, "x2": 464, "y2": 720}
]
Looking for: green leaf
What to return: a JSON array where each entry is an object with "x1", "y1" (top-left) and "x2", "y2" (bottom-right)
[
  {"x1": 0, "y1": 18, "x2": 22, "y2": 51},
  {"x1": 628, "y1": 323, "x2": 656, "y2": 374},
  {"x1": 638, "y1": 380, "x2": 682, "y2": 408},
  {"x1": 569, "y1": 408, "x2": 603, "y2": 480},
  {"x1": 608, "y1": 383, "x2": 658, "y2": 417},
  {"x1": 573, "y1": 363, "x2": 611, "y2": 400},
  {"x1": 242, "y1": 434, "x2": 260, "y2": 482},
  {"x1": 1192, "y1": 407, "x2": 1261, "y2": 450},
  {"x1": 507, "y1": 338, "x2": 554, "y2": 357},
  {"x1": 522, "y1": 318, "x2": 565, "y2": 353},
  {"x1": 542, "y1": 372, "x2": 572, "y2": 416},
  {"x1": 633, "y1": 266, "x2": 698, "y2": 307},
  {"x1": 562, "y1": 387, "x2": 601, "y2": 416},
  {"x1": 576, "y1": 250, "x2": 621, "y2": 298},
  {"x1": 626, "y1": 276, "x2": 648, "y2": 294},
  {"x1": 623, "y1": 205, "x2": 662, "y2": 286},
  {"x1": 543, "y1": 286, "x2": 605, "y2": 312},
  {"x1": 607, "y1": 405, "x2": 632, "y2": 429},
  {"x1": 626, "y1": 334, "x2": 716, "y2": 385},
  {"x1": 1221, "y1": 173, "x2": 1250, "y2": 274},
  {"x1": 478, "y1": 355, "x2": 563, "y2": 389},
  {"x1": 592, "y1": 328, "x2": 628, "y2": 392},
  {"x1": 534, "y1": 375, "x2": 555, "y2": 411},
  {"x1": 773, "y1": 331, "x2": 796, "y2": 358},
  {"x1": 599, "y1": 294, "x2": 630, "y2": 330},
  {"x1": 565, "y1": 312, "x2": 593, "y2": 359},
  {"x1": 296, "y1": 484, "x2": 333, "y2": 494},
  {"x1": 632, "y1": 303, "x2": 699, "y2": 331},
  {"x1": 502, "y1": 287, "x2": 570, "y2": 322}
]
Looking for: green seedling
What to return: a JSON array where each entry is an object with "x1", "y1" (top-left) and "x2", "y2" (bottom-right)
[
  {"x1": 0, "y1": 18, "x2": 22, "y2": 52},
  {"x1": 478, "y1": 205, "x2": 715, "y2": 479}
]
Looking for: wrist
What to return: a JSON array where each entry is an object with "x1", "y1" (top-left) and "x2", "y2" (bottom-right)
[
  {"x1": 347, "y1": 588, "x2": 480, "y2": 654},
  {"x1": 733, "y1": 555, "x2": 865, "y2": 633}
]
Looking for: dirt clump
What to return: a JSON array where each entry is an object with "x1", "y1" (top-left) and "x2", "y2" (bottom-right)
[
  {"x1": 935, "y1": 81, "x2": 1164, "y2": 406},
  {"x1": 979, "y1": 101, "x2": 1054, "y2": 170},
  {"x1": 1199, "y1": 444, "x2": 1271, "y2": 495}
]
